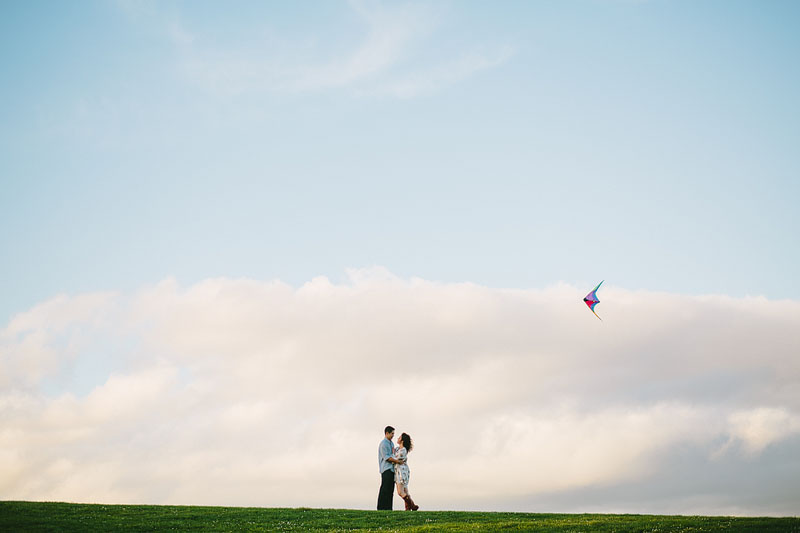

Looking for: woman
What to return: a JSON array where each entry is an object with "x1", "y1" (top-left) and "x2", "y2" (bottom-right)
[{"x1": 393, "y1": 432, "x2": 419, "y2": 511}]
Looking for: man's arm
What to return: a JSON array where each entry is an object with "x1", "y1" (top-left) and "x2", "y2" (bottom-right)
[
  {"x1": 381, "y1": 441, "x2": 402, "y2": 464},
  {"x1": 380, "y1": 441, "x2": 396, "y2": 463}
]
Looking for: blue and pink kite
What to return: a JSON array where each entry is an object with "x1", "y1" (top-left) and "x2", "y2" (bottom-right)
[{"x1": 583, "y1": 280, "x2": 604, "y2": 321}]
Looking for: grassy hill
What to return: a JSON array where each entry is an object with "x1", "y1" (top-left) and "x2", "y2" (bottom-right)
[{"x1": 1, "y1": 501, "x2": 798, "y2": 532}]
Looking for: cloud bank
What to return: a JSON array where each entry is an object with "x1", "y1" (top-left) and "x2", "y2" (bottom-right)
[{"x1": 1, "y1": 268, "x2": 799, "y2": 515}]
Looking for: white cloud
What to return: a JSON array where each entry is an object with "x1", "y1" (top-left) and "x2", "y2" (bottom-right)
[
  {"x1": 0, "y1": 292, "x2": 117, "y2": 389},
  {"x1": 1, "y1": 270, "x2": 799, "y2": 514},
  {"x1": 723, "y1": 407, "x2": 800, "y2": 456}
]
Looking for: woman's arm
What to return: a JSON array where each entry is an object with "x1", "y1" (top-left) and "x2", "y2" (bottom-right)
[
  {"x1": 388, "y1": 450, "x2": 407, "y2": 465},
  {"x1": 392, "y1": 450, "x2": 407, "y2": 465}
]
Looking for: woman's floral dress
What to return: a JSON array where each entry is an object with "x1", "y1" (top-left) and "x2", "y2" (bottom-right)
[{"x1": 393, "y1": 446, "x2": 410, "y2": 488}]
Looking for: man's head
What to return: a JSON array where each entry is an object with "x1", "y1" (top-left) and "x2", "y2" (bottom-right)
[{"x1": 384, "y1": 426, "x2": 395, "y2": 440}]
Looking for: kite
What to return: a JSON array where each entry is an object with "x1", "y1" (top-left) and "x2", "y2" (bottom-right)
[{"x1": 583, "y1": 280, "x2": 604, "y2": 321}]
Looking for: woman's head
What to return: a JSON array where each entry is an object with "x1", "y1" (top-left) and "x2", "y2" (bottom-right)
[{"x1": 398, "y1": 432, "x2": 413, "y2": 452}]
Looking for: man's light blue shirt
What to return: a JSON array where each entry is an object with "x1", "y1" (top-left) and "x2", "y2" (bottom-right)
[{"x1": 378, "y1": 437, "x2": 394, "y2": 473}]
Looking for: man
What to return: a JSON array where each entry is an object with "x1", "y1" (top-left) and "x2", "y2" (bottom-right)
[{"x1": 377, "y1": 425, "x2": 402, "y2": 510}]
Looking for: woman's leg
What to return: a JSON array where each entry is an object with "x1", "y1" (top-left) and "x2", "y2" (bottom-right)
[
  {"x1": 395, "y1": 481, "x2": 407, "y2": 498},
  {"x1": 405, "y1": 492, "x2": 419, "y2": 511},
  {"x1": 397, "y1": 482, "x2": 411, "y2": 510}
]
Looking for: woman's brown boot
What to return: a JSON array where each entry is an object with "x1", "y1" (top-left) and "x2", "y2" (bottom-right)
[{"x1": 403, "y1": 495, "x2": 419, "y2": 511}]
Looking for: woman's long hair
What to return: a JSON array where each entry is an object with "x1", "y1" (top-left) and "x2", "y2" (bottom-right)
[{"x1": 400, "y1": 432, "x2": 413, "y2": 452}]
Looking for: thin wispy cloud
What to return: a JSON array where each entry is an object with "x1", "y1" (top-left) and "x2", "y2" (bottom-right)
[
  {"x1": 1, "y1": 270, "x2": 798, "y2": 514},
  {"x1": 122, "y1": 1, "x2": 514, "y2": 97},
  {"x1": 291, "y1": 0, "x2": 434, "y2": 90},
  {"x1": 377, "y1": 45, "x2": 515, "y2": 99}
]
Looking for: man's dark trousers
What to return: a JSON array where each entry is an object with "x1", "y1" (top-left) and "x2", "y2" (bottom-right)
[{"x1": 377, "y1": 469, "x2": 394, "y2": 510}]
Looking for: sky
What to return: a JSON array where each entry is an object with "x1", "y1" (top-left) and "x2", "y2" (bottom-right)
[{"x1": 1, "y1": 0, "x2": 799, "y2": 516}]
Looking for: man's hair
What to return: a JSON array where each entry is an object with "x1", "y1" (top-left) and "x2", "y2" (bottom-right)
[{"x1": 384, "y1": 426, "x2": 395, "y2": 434}]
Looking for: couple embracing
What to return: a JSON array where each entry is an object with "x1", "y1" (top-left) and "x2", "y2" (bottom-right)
[{"x1": 377, "y1": 426, "x2": 419, "y2": 511}]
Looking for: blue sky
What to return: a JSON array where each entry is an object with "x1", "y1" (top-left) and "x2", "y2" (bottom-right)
[
  {"x1": 2, "y1": 1, "x2": 798, "y2": 324},
  {"x1": 2, "y1": 1, "x2": 800, "y2": 514}
]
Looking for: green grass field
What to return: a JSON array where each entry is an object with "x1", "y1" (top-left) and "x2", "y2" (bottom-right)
[{"x1": 1, "y1": 501, "x2": 798, "y2": 532}]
